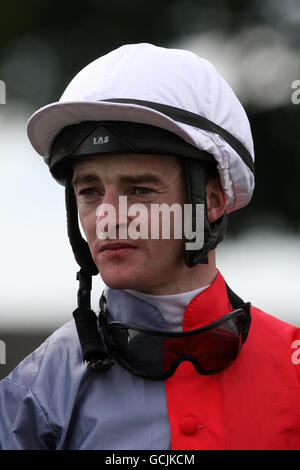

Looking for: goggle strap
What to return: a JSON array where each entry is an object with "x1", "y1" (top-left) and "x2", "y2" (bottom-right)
[{"x1": 225, "y1": 282, "x2": 251, "y2": 343}]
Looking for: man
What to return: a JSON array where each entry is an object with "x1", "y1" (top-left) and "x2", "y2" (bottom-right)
[{"x1": 0, "y1": 43, "x2": 299, "y2": 450}]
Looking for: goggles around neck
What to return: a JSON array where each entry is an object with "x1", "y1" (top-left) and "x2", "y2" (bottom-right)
[{"x1": 98, "y1": 293, "x2": 251, "y2": 380}]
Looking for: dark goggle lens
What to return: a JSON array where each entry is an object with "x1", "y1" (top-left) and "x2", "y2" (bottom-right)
[
  {"x1": 162, "y1": 322, "x2": 240, "y2": 374},
  {"x1": 105, "y1": 316, "x2": 242, "y2": 379}
]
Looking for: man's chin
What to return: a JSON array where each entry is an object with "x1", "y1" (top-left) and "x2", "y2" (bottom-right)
[{"x1": 99, "y1": 269, "x2": 152, "y2": 292}]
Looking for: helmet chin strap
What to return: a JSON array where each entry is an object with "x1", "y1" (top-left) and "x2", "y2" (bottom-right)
[
  {"x1": 183, "y1": 158, "x2": 228, "y2": 267},
  {"x1": 73, "y1": 269, "x2": 114, "y2": 371},
  {"x1": 65, "y1": 176, "x2": 98, "y2": 276},
  {"x1": 65, "y1": 175, "x2": 114, "y2": 371}
]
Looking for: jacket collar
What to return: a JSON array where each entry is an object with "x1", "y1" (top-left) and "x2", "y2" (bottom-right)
[
  {"x1": 182, "y1": 271, "x2": 233, "y2": 330},
  {"x1": 104, "y1": 271, "x2": 233, "y2": 331}
]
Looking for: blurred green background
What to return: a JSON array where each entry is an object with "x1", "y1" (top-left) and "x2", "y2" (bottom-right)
[{"x1": 1, "y1": 0, "x2": 300, "y2": 379}]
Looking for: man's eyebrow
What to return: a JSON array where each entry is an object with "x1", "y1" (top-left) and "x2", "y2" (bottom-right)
[
  {"x1": 119, "y1": 173, "x2": 162, "y2": 184},
  {"x1": 72, "y1": 173, "x2": 162, "y2": 188},
  {"x1": 72, "y1": 173, "x2": 101, "y2": 188}
]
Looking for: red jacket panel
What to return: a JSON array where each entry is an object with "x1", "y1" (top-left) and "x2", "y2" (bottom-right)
[{"x1": 166, "y1": 272, "x2": 300, "y2": 450}]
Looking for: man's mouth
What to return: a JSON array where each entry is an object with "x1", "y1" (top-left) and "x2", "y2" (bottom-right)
[{"x1": 97, "y1": 242, "x2": 139, "y2": 257}]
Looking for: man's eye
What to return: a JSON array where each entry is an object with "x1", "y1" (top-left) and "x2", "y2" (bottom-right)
[
  {"x1": 78, "y1": 187, "x2": 99, "y2": 197},
  {"x1": 134, "y1": 187, "x2": 153, "y2": 196}
]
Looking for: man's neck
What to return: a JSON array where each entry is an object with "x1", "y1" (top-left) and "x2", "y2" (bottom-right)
[{"x1": 137, "y1": 250, "x2": 217, "y2": 295}]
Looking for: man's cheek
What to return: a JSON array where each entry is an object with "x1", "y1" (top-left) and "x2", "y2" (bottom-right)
[{"x1": 79, "y1": 215, "x2": 97, "y2": 246}]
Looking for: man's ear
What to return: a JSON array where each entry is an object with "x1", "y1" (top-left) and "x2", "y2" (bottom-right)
[{"x1": 206, "y1": 176, "x2": 227, "y2": 223}]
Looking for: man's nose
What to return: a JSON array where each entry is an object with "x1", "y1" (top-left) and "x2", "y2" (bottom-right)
[
  {"x1": 99, "y1": 189, "x2": 118, "y2": 210},
  {"x1": 96, "y1": 191, "x2": 129, "y2": 237},
  {"x1": 96, "y1": 190, "x2": 128, "y2": 220}
]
